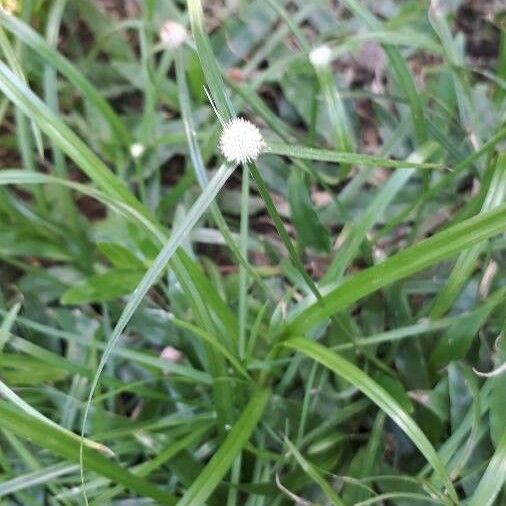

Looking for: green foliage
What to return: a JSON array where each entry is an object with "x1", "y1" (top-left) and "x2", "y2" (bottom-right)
[{"x1": 0, "y1": 0, "x2": 504, "y2": 504}]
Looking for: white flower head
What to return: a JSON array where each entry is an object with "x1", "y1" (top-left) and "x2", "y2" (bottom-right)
[
  {"x1": 130, "y1": 142, "x2": 145, "y2": 158},
  {"x1": 219, "y1": 117, "x2": 265, "y2": 165},
  {"x1": 160, "y1": 346, "x2": 183, "y2": 364},
  {"x1": 160, "y1": 21, "x2": 188, "y2": 49},
  {"x1": 309, "y1": 45, "x2": 332, "y2": 68}
]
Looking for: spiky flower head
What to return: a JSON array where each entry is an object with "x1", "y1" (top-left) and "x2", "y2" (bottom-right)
[
  {"x1": 309, "y1": 45, "x2": 332, "y2": 68},
  {"x1": 159, "y1": 21, "x2": 188, "y2": 49},
  {"x1": 219, "y1": 118, "x2": 265, "y2": 165}
]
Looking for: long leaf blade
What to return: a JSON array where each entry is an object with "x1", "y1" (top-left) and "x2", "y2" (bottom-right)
[
  {"x1": 177, "y1": 389, "x2": 270, "y2": 506},
  {"x1": 0, "y1": 402, "x2": 175, "y2": 505},
  {"x1": 285, "y1": 203, "x2": 506, "y2": 335},
  {"x1": 283, "y1": 338, "x2": 457, "y2": 502}
]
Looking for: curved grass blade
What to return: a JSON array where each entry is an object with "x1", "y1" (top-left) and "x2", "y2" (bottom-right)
[
  {"x1": 80, "y1": 161, "x2": 236, "y2": 502},
  {"x1": 0, "y1": 402, "x2": 175, "y2": 505},
  {"x1": 0, "y1": 61, "x2": 144, "y2": 214},
  {"x1": 283, "y1": 338, "x2": 457, "y2": 503},
  {"x1": 0, "y1": 379, "x2": 110, "y2": 456},
  {"x1": 0, "y1": 11, "x2": 131, "y2": 146},
  {"x1": 0, "y1": 170, "x2": 164, "y2": 243},
  {"x1": 0, "y1": 85, "x2": 234, "y2": 344},
  {"x1": 177, "y1": 389, "x2": 270, "y2": 506},
  {"x1": 285, "y1": 202, "x2": 506, "y2": 335},
  {"x1": 266, "y1": 143, "x2": 444, "y2": 169},
  {"x1": 0, "y1": 59, "x2": 243, "y2": 382},
  {"x1": 430, "y1": 153, "x2": 506, "y2": 317},
  {"x1": 0, "y1": 25, "x2": 44, "y2": 157}
]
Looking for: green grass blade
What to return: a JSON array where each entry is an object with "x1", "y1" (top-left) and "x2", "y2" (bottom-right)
[
  {"x1": 266, "y1": 142, "x2": 444, "y2": 169},
  {"x1": 430, "y1": 153, "x2": 506, "y2": 317},
  {"x1": 0, "y1": 25, "x2": 44, "y2": 157},
  {"x1": 0, "y1": 11, "x2": 131, "y2": 146},
  {"x1": 248, "y1": 162, "x2": 322, "y2": 301},
  {"x1": 0, "y1": 170, "x2": 164, "y2": 243},
  {"x1": 284, "y1": 437, "x2": 346, "y2": 506},
  {"x1": 313, "y1": 58, "x2": 355, "y2": 165},
  {"x1": 339, "y1": 0, "x2": 428, "y2": 143},
  {"x1": 0, "y1": 378, "x2": 109, "y2": 456},
  {"x1": 0, "y1": 61, "x2": 144, "y2": 214},
  {"x1": 43, "y1": 0, "x2": 81, "y2": 233},
  {"x1": 174, "y1": 49, "x2": 264, "y2": 291},
  {"x1": 0, "y1": 402, "x2": 175, "y2": 505},
  {"x1": 283, "y1": 338, "x2": 457, "y2": 503},
  {"x1": 0, "y1": 301, "x2": 20, "y2": 351},
  {"x1": 92, "y1": 427, "x2": 211, "y2": 504},
  {"x1": 80, "y1": 161, "x2": 236, "y2": 496},
  {"x1": 285, "y1": 202, "x2": 506, "y2": 335},
  {"x1": 177, "y1": 389, "x2": 270, "y2": 506},
  {"x1": 186, "y1": 0, "x2": 234, "y2": 122},
  {"x1": 0, "y1": 463, "x2": 78, "y2": 497},
  {"x1": 323, "y1": 144, "x2": 437, "y2": 283},
  {"x1": 468, "y1": 427, "x2": 506, "y2": 506}
]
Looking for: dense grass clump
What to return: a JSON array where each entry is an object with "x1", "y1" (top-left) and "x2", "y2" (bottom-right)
[{"x1": 0, "y1": 0, "x2": 505, "y2": 504}]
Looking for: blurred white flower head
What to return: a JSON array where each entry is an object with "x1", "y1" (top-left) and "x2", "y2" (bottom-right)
[
  {"x1": 160, "y1": 21, "x2": 188, "y2": 49},
  {"x1": 219, "y1": 117, "x2": 265, "y2": 165},
  {"x1": 130, "y1": 142, "x2": 145, "y2": 158},
  {"x1": 309, "y1": 45, "x2": 332, "y2": 68},
  {"x1": 160, "y1": 346, "x2": 183, "y2": 364}
]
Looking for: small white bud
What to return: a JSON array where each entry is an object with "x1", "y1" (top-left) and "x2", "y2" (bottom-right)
[
  {"x1": 160, "y1": 346, "x2": 183, "y2": 363},
  {"x1": 130, "y1": 143, "x2": 145, "y2": 158},
  {"x1": 309, "y1": 45, "x2": 332, "y2": 68},
  {"x1": 160, "y1": 21, "x2": 188, "y2": 50},
  {"x1": 219, "y1": 117, "x2": 265, "y2": 165}
]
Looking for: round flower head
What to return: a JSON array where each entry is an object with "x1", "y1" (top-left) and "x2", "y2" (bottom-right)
[
  {"x1": 160, "y1": 21, "x2": 187, "y2": 49},
  {"x1": 219, "y1": 118, "x2": 265, "y2": 165},
  {"x1": 160, "y1": 346, "x2": 183, "y2": 364},
  {"x1": 309, "y1": 45, "x2": 332, "y2": 68},
  {"x1": 130, "y1": 142, "x2": 145, "y2": 158}
]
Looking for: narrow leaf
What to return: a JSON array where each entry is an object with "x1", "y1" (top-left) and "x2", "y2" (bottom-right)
[
  {"x1": 177, "y1": 389, "x2": 270, "y2": 506},
  {"x1": 283, "y1": 338, "x2": 457, "y2": 502}
]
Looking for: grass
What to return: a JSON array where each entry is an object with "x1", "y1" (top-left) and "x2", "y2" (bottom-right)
[{"x1": 0, "y1": 0, "x2": 504, "y2": 505}]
